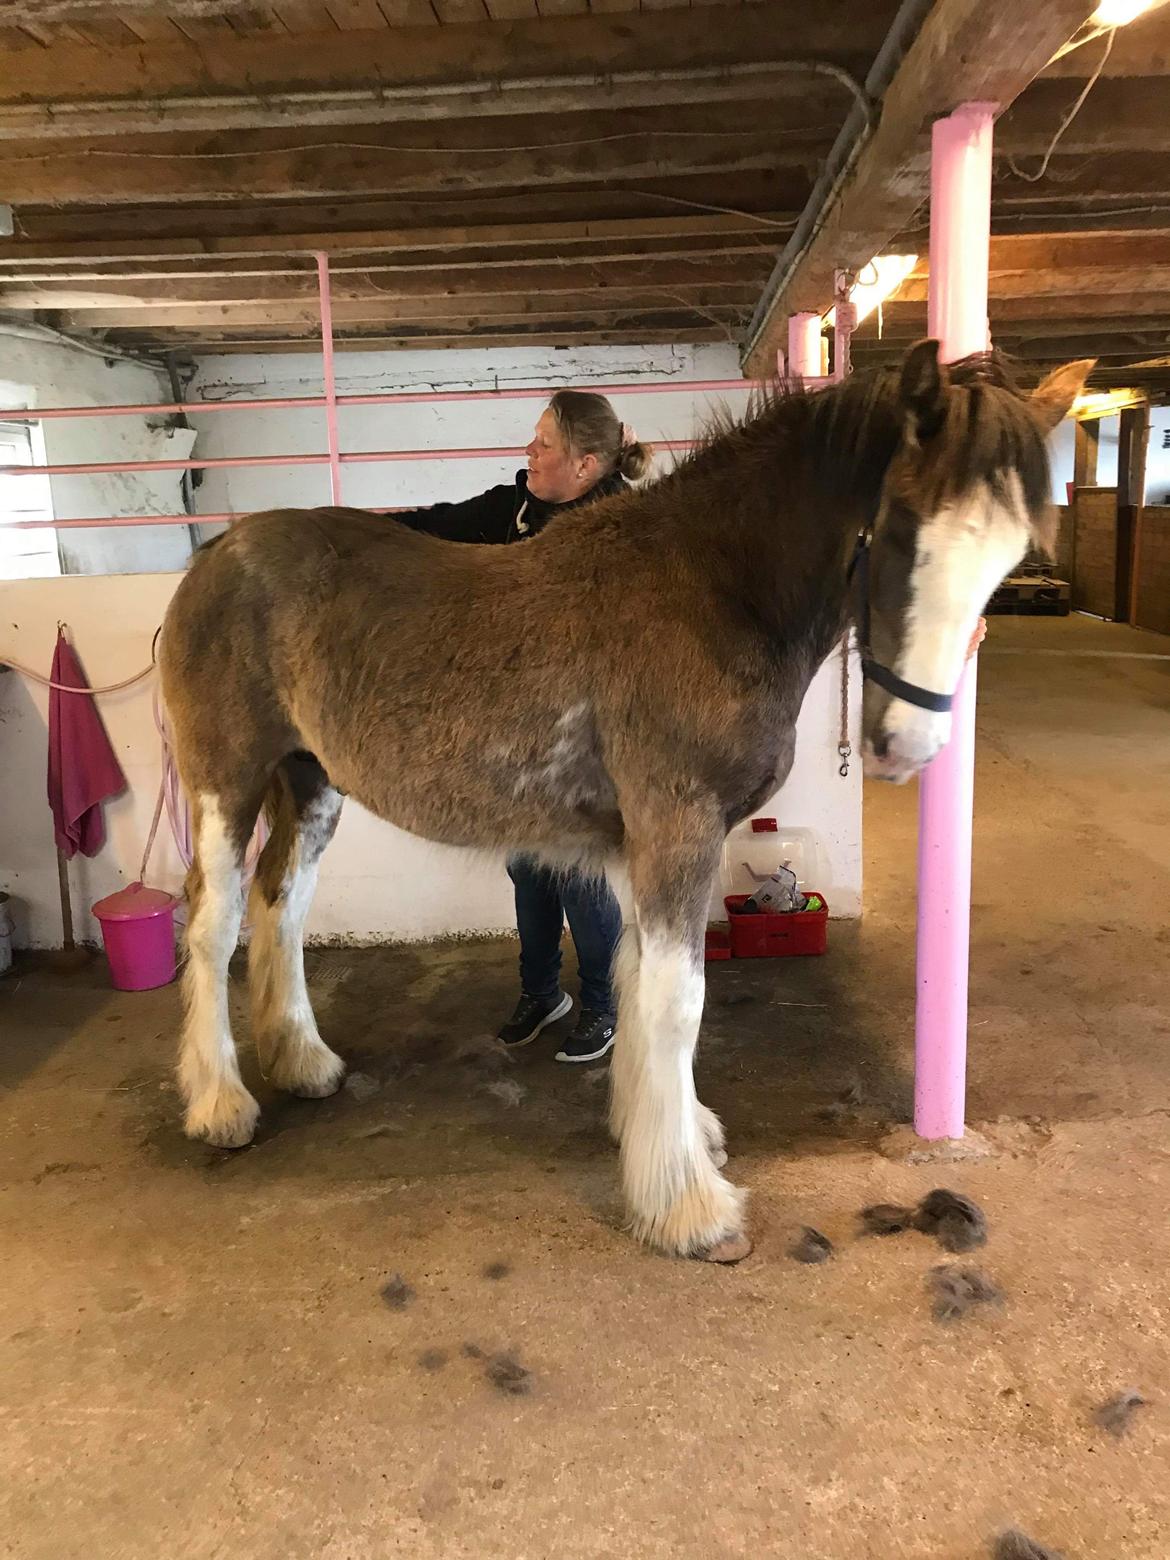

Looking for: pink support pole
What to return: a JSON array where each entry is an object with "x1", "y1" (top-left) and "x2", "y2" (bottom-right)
[
  {"x1": 316, "y1": 251, "x2": 343, "y2": 505},
  {"x1": 914, "y1": 102, "x2": 995, "y2": 1141},
  {"x1": 787, "y1": 313, "x2": 822, "y2": 379}
]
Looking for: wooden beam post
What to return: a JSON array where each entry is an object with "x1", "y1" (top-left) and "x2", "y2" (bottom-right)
[
  {"x1": 1116, "y1": 402, "x2": 1150, "y2": 622},
  {"x1": 1073, "y1": 417, "x2": 1100, "y2": 488}
]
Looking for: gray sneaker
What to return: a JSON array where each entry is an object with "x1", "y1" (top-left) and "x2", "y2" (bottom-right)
[
  {"x1": 497, "y1": 990, "x2": 572, "y2": 1048},
  {"x1": 555, "y1": 1009, "x2": 616, "y2": 1064}
]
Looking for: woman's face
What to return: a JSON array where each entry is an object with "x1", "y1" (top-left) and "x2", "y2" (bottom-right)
[{"x1": 525, "y1": 409, "x2": 599, "y2": 503}]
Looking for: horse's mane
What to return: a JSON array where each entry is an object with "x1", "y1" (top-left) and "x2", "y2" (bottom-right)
[{"x1": 652, "y1": 348, "x2": 1049, "y2": 523}]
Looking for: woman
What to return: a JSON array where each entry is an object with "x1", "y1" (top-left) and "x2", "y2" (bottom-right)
[{"x1": 396, "y1": 390, "x2": 652, "y2": 1062}]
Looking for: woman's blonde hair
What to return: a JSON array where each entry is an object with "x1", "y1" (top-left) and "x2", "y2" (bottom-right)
[{"x1": 548, "y1": 389, "x2": 653, "y2": 481}]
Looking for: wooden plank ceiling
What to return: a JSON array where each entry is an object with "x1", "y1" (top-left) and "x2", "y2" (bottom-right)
[{"x1": 0, "y1": 0, "x2": 1167, "y2": 392}]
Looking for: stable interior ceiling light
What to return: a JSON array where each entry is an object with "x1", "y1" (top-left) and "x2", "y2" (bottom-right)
[
  {"x1": 823, "y1": 255, "x2": 918, "y2": 330},
  {"x1": 1091, "y1": 0, "x2": 1157, "y2": 24}
]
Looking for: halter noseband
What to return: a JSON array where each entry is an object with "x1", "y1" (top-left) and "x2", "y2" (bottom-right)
[{"x1": 849, "y1": 531, "x2": 956, "y2": 716}]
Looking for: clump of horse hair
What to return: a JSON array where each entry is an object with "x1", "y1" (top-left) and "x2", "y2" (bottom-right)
[
  {"x1": 789, "y1": 1227, "x2": 833, "y2": 1264},
  {"x1": 417, "y1": 1348, "x2": 448, "y2": 1372},
  {"x1": 485, "y1": 1353, "x2": 532, "y2": 1396},
  {"x1": 380, "y1": 1273, "x2": 415, "y2": 1310},
  {"x1": 483, "y1": 1261, "x2": 512, "y2": 1280},
  {"x1": 860, "y1": 1203, "x2": 917, "y2": 1236},
  {"x1": 994, "y1": 1529, "x2": 1065, "y2": 1559},
  {"x1": 462, "y1": 1342, "x2": 485, "y2": 1359},
  {"x1": 447, "y1": 1033, "x2": 513, "y2": 1075},
  {"x1": 482, "y1": 1077, "x2": 526, "y2": 1107},
  {"x1": 1093, "y1": 1389, "x2": 1147, "y2": 1438},
  {"x1": 929, "y1": 1264, "x2": 1003, "y2": 1323},
  {"x1": 858, "y1": 1188, "x2": 987, "y2": 1251},
  {"x1": 914, "y1": 1188, "x2": 988, "y2": 1252}
]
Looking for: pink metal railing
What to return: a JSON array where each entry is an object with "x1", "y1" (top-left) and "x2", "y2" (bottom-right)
[{"x1": 0, "y1": 246, "x2": 802, "y2": 534}]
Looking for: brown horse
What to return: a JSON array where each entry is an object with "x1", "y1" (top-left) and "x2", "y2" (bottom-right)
[{"x1": 159, "y1": 341, "x2": 1090, "y2": 1261}]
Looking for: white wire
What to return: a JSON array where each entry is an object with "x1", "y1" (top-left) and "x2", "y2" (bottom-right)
[{"x1": 1007, "y1": 30, "x2": 1115, "y2": 184}]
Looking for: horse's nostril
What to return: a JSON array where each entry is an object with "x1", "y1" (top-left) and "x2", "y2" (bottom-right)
[{"x1": 872, "y1": 732, "x2": 891, "y2": 760}]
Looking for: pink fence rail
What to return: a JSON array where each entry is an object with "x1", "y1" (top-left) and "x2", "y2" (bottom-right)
[{"x1": 0, "y1": 253, "x2": 800, "y2": 531}]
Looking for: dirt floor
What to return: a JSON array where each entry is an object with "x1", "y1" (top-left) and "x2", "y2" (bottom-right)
[{"x1": 2, "y1": 613, "x2": 1169, "y2": 1559}]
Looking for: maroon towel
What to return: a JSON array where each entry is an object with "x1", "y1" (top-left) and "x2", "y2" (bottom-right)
[{"x1": 47, "y1": 632, "x2": 127, "y2": 859}]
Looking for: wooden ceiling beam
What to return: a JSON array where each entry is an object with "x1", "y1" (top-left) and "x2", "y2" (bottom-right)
[
  {"x1": 742, "y1": 0, "x2": 1098, "y2": 375},
  {"x1": 896, "y1": 265, "x2": 1170, "y2": 303},
  {"x1": 0, "y1": 238, "x2": 777, "y2": 283},
  {"x1": 0, "y1": 126, "x2": 807, "y2": 205},
  {"x1": 996, "y1": 77, "x2": 1170, "y2": 156},
  {"x1": 983, "y1": 233, "x2": 1170, "y2": 271},
  {"x1": 0, "y1": 257, "x2": 771, "y2": 308},
  {"x1": 49, "y1": 288, "x2": 758, "y2": 328},
  {"x1": 1040, "y1": 5, "x2": 1170, "y2": 78},
  {"x1": 93, "y1": 328, "x2": 736, "y2": 354},
  {"x1": 0, "y1": 212, "x2": 789, "y2": 265},
  {"x1": 0, "y1": 7, "x2": 883, "y2": 137}
]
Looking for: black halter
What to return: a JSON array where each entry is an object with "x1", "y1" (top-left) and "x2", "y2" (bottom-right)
[{"x1": 848, "y1": 531, "x2": 955, "y2": 716}]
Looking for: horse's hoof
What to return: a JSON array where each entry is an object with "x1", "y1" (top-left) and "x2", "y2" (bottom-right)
[
  {"x1": 700, "y1": 1232, "x2": 753, "y2": 1264},
  {"x1": 272, "y1": 1044, "x2": 345, "y2": 1099},
  {"x1": 288, "y1": 1075, "x2": 344, "y2": 1100},
  {"x1": 204, "y1": 1124, "x2": 255, "y2": 1149},
  {"x1": 185, "y1": 1089, "x2": 259, "y2": 1148}
]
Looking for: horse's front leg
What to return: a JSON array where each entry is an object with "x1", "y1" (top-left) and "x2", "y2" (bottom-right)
[{"x1": 610, "y1": 806, "x2": 749, "y2": 1262}]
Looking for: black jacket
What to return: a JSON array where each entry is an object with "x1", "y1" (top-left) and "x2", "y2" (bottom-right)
[{"x1": 396, "y1": 467, "x2": 628, "y2": 546}]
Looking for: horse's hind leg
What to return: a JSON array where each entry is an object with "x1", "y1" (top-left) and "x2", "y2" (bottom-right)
[
  {"x1": 610, "y1": 801, "x2": 748, "y2": 1261},
  {"x1": 180, "y1": 792, "x2": 259, "y2": 1148},
  {"x1": 248, "y1": 754, "x2": 345, "y2": 1099}
]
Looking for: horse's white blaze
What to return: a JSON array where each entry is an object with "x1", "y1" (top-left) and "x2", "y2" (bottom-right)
[
  {"x1": 883, "y1": 478, "x2": 1031, "y2": 771},
  {"x1": 180, "y1": 795, "x2": 256, "y2": 1145},
  {"x1": 249, "y1": 788, "x2": 344, "y2": 1096},
  {"x1": 611, "y1": 924, "x2": 743, "y2": 1253}
]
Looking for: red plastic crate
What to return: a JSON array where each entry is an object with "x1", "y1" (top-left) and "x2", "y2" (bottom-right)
[
  {"x1": 724, "y1": 893, "x2": 829, "y2": 958},
  {"x1": 704, "y1": 926, "x2": 732, "y2": 962}
]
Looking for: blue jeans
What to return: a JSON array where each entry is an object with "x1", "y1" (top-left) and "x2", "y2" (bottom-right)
[{"x1": 507, "y1": 856, "x2": 622, "y2": 1015}]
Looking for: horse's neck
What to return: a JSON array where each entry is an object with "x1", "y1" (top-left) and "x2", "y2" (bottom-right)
[
  {"x1": 729, "y1": 389, "x2": 895, "y2": 669},
  {"x1": 721, "y1": 458, "x2": 862, "y2": 672}
]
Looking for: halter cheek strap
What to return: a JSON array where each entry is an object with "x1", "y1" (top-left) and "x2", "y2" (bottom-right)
[{"x1": 849, "y1": 531, "x2": 956, "y2": 716}]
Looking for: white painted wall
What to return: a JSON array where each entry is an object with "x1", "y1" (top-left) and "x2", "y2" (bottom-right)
[
  {"x1": 1146, "y1": 407, "x2": 1170, "y2": 505},
  {"x1": 186, "y1": 341, "x2": 761, "y2": 519},
  {"x1": 0, "y1": 327, "x2": 194, "y2": 576},
  {"x1": 0, "y1": 574, "x2": 861, "y2": 950}
]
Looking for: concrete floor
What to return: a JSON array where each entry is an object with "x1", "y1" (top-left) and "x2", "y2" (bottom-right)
[{"x1": 3, "y1": 613, "x2": 1170, "y2": 1559}]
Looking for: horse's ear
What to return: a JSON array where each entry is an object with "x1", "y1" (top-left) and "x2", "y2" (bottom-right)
[
  {"x1": 898, "y1": 339, "x2": 948, "y2": 445},
  {"x1": 1030, "y1": 359, "x2": 1095, "y2": 430}
]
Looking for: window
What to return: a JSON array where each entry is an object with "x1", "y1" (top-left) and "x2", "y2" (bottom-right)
[{"x1": 0, "y1": 419, "x2": 59, "y2": 579}]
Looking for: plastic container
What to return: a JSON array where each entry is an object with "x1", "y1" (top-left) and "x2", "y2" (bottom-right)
[
  {"x1": 720, "y1": 818, "x2": 826, "y2": 901},
  {"x1": 704, "y1": 926, "x2": 732, "y2": 962},
  {"x1": 724, "y1": 893, "x2": 829, "y2": 959},
  {"x1": 92, "y1": 883, "x2": 177, "y2": 991}
]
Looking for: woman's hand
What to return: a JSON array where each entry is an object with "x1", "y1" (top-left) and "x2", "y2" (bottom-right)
[{"x1": 966, "y1": 617, "x2": 987, "y2": 661}]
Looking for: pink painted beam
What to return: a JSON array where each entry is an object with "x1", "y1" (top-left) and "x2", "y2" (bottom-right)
[
  {"x1": 339, "y1": 438, "x2": 694, "y2": 464},
  {"x1": 0, "y1": 378, "x2": 766, "y2": 424},
  {"x1": 786, "y1": 313, "x2": 822, "y2": 379},
  {"x1": 0, "y1": 453, "x2": 331, "y2": 476},
  {"x1": 1, "y1": 441, "x2": 698, "y2": 478},
  {"x1": 8, "y1": 507, "x2": 414, "y2": 531},
  {"x1": 316, "y1": 251, "x2": 343, "y2": 504},
  {"x1": 914, "y1": 101, "x2": 996, "y2": 1142}
]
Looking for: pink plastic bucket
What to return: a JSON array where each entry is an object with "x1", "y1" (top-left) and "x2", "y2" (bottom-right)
[{"x1": 92, "y1": 883, "x2": 177, "y2": 991}]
